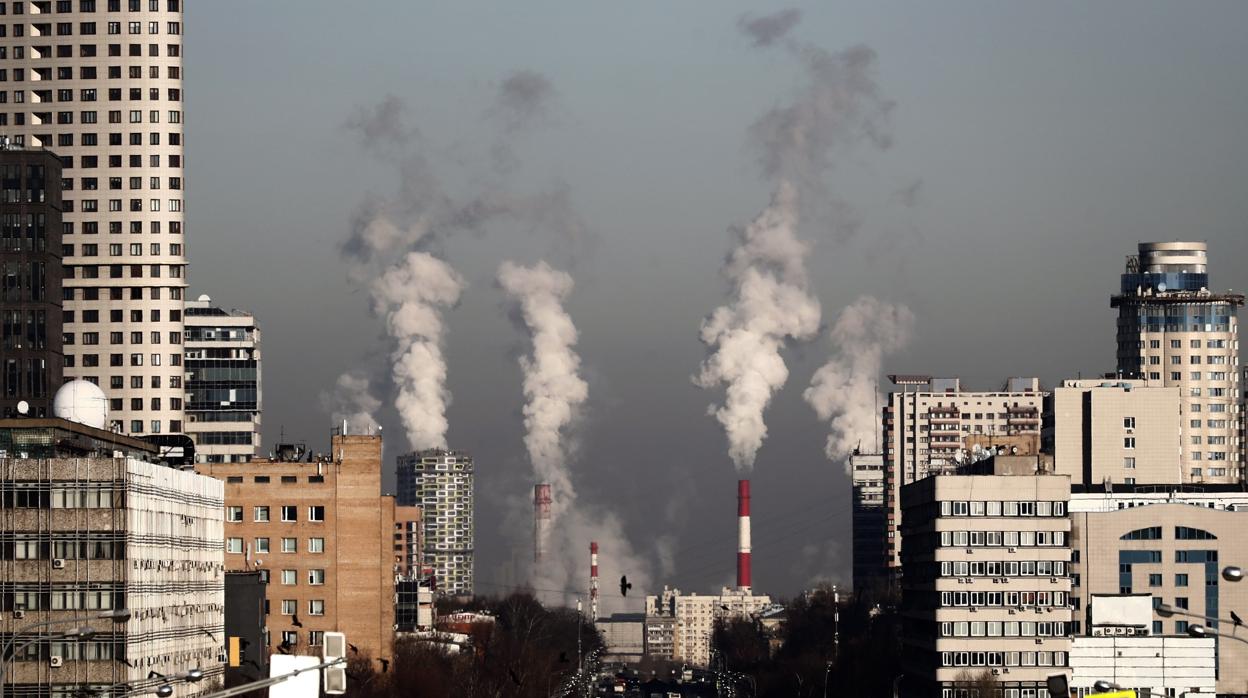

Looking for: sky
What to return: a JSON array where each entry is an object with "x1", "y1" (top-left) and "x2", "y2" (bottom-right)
[{"x1": 182, "y1": 1, "x2": 1248, "y2": 607}]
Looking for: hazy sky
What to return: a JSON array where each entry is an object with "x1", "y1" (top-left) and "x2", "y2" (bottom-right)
[{"x1": 183, "y1": 1, "x2": 1248, "y2": 606}]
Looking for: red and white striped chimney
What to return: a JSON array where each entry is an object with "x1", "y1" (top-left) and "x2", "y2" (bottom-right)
[
  {"x1": 590, "y1": 541, "x2": 600, "y2": 622},
  {"x1": 737, "y1": 479, "x2": 751, "y2": 592}
]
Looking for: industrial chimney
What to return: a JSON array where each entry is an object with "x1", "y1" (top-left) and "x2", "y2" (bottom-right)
[
  {"x1": 737, "y1": 479, "x2": 751, "y2": 592},
  {"x1": 590, "y1": 541, "x2": 599, "y2": 623},
  {"x1": 534, "y1": 484, "x2": 552, "y2": 563}
]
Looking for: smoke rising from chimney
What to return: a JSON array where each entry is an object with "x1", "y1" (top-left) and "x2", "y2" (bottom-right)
[
  {"x1": 498, "y1": 261, "x2": 588, "y2": 493},
  {"x1": 371, "y1": 252, "x2": 465, "y2": 450},
  {"x1": 696, "y1": 15, "x2": 895, "y2": 471},
  {"x1": 804, "y1": 296, "x2": 914, "y2": 470}
]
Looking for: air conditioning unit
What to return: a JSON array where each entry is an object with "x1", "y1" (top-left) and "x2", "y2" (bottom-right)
[
  {"x1": 52, "y1": 559, "x2": 66, "y2": 569},
  {"x1": 49, "y1": 656, "x2": 63, "y2": 668},
  {"x1": 1008, "y1": 547, "x2": 1017, "y2": 553},
  {"x1": 991, "y1": 669, "x2": 1000, "y2": 676},
  {"x1": 1009, "y1": 609, "x2": 1016, "y2": 615},
  {"x1": 13, "y1": 610, "x2": 25, "y2": 619}
]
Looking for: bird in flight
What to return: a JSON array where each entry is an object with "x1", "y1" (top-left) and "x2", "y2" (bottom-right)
[{"x1": 620, "y1": 575, "x2": 633, "y2": 597}]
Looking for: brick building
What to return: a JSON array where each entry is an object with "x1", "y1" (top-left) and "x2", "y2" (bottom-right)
[{"x1": 197, "y1": 433, "x2": 395, "y2": 668}]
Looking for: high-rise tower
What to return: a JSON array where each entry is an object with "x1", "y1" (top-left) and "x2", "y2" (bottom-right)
[
  {"x1": 396, "y1": 449, "x2": 474, "y2": 596},
  {"x1": 2, "y1": 0, "x2": 188, "y2": 437},
  {"x1": 183, "y1": 294, "x2": 261, "y2": 463},
  {"x1": 1112, "y1": 242, "x2": 1243, "y2": 483}
]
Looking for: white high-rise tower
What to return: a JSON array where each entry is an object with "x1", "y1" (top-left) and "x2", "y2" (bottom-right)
[{"x1": 2, "y1": 0, "x2": 187, "y2": 437}]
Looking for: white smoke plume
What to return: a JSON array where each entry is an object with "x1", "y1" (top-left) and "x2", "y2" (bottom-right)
[
  {"x1": 370, "y1": 252, "x2": 465, "y2": 450},
  {"x1": 804, "y1": 296, "x2": 914, "y2": 470},
  {"x1": 498, "y1": 261, "x2": 588, "y2": 494},
  {"x1": 695, "y1": 15, "x2": 897, "y2": 471},
  {"x1": 694, "y1": 182, "x2": 821, "y2": 470},
  {"x1": 322, "y1": 372, "x2": 381, "y2": 434}
]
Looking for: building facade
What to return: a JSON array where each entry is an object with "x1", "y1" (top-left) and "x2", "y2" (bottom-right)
[
  {"x1": 850, "y1": 451, "x2": 888, "y2": 598},
  {"x1": 1068, "y1": 489, "x2": 1248, "y2": 693},
  {"x1": 1112, "y1": 242, "x2": 1243, "y2": 483},
  {"x1": 884, "y1": 376, "x2": 1046, "y2": 580},
  {"x1": 660, "y1": 587, "x2": 772, "y2": 668},
  {"x1": 643, "y1": 586, "x2": 679, "y2": 660},
  {"x1": 197, "y1": 433, "x2": 396, "y2": 667},
  {"x1": 1044, "y1": 379, "x2": 1182, "y2": 486},
  {"x1": 1, "y1": 147, "x2": 63, "y2": 419},
  {"x1": 396, "y1": 449, "x2": 474, "y2": 596},
  {"x1": 183, "y1": 294, "x2": 260, "y2": 464},
  {"x1": 2, "y1": 0, "x2": 189, "y2": 438},
  {"x1": 0, "y1": 416, "x2": 224, "y2": 698},
  {"x1": 899, "y1": 474, "x2": 1073, "y2": 698},
  {"x1": 393, "y1": 504, "x2": 423, "y2": 578}
]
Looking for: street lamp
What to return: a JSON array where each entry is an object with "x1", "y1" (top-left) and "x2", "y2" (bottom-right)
[
  {"x1": 1223, "y1": 566, "x2": 1244, "y2": 583},
  {"x1": 0, "y1": 609, "x2": 130, "y2": 698}
]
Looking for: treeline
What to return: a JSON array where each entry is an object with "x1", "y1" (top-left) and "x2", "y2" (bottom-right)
[
  {"x1": 712, "y1": 586, "x2": 902, "y2": 697},
  {"x1": 346, "y1": 593, "x2": 601, "y2": 698}
]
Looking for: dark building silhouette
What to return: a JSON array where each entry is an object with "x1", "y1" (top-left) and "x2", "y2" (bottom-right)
[{"x1": 1, "y1": 147, "x2": 63, "y2": 417}]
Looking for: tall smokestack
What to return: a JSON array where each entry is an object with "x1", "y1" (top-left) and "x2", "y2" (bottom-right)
[
  {"x1": 590, "y1": 541, "x2": 599, "y2": 623},
  {"x1": 737, "y1": 479, "x2": 752, "y2": 592},
  {"x1": 534, "y1": 484, "x2": 552, "y2": 563}
]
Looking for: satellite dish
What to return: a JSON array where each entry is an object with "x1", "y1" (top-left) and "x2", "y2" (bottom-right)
[
  {"x1": 16, "y1": 400, "x2": 29, "y2": 416},
  {"x1": 1157, "y1": 282, "x2": 1167, "y2": 292}
]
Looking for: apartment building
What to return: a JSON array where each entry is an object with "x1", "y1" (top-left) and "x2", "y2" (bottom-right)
[
  {"x1": 650, "y1": 587, "x2": 772, "y2": 668},
  {"x1": 1, "y1": 146, "x2": 62, "y2": 418},
  {"x1": 1112, "y1": 242, "x2": 1243, "y2": 483},
  {"x1": 183, "y1": 294, "x2": 260, "y2": 464},
  {"x1": 884, "y1": 376, "x2": 1046, "y2": 580},
  {"x1": 643, "y1": 586, "x2": 679, "y2": 660},
  {"x1": 396, "y1": 449, "x2": 474, "y2": 596},
  {"x1": 197, "y1": 433, "x2": 396, "y2": 668},
  {"x1": 899, "y1": 473, "x2": 1073, "y2": 698},
  {"x1": 1044, "y1": 379, "x2": 1182, "y2": 485},
  {"x1": 850, "y1": 451, "x2": 888, "y2": 598},
  {"x1": 2, "y1": 0, "x2": 189, "y2": 438},
  {"x1": 0, "y1": 411, "x2": 224, "y2": 698},
  {"x1": 1068, "y1": 487, "x2": 1248, "y2": 694},
  {"x1": 393, "y1": 504, "x2": 423, "y2": 578}
]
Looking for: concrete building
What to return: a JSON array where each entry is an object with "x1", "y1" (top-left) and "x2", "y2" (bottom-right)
[
  {"x1": 1044, "y1": 379, "x2": 1183, "y2": 486},
  {"x1": 393, "y1": 505, "x2": 423, "y2": 578},
  {"x1": 183, "y1": 295, "x2": 260, "y2": 464},
  {"x1": 645, "y1": 587, "x2": 772, "y2": 668},
  {"x1": 899, "y1": 473, "x2": 1073, "y2": 698},
  {"x1": 850, "y1": 451, "x2": 888, "y2": 598},
  {"x1": 396, "y1": 449, "x2": 474, "y2": 596},
  {"x1": 394, "y1": 578, "x2": 434, "y2": 633},
  {"x1": 0, "y1": 410, "x2": 224, "y2": 698},
  {"x1": 2, "y1": 0, "x2": 190, "y2": 439},
  {"x1": 197, "y1": 433, "x2": 396, "y2": 668},
  {"x1": 1067, "y1": 594, "x2": 1215, "y2": 697},
  {"x1": 1112, "y1": 242, "x2": 1243, "y2": 483},
  {"x1": 1, "y1": 146, "x2": 62, "y2": 419},
  {"x1": 1068, "y1": 487, "x2": 1248, "y2": 693},
  {"x1": 884, "y1": 376, "x2": 1046, "y2": 580}
]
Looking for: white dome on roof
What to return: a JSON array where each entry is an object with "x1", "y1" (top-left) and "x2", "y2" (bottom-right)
[{"x1": 53, "y1": 380, "x2": 109, "y2": 430}]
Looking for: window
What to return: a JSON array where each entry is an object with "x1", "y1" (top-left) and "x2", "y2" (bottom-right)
[
  {"x1": 1124, "y1": 437, "x2": 1135, "y2": 449},
  {"x1": 308, "y1": 506, "x2": 325, "y2": 522},
  {"x1": 1148, "y1": 574, "x2": 1162, "y2": 587},
  {"x1": 308, "y1": 569, "x2": 325, "y2": 585},
  {"x1": 226, "y1": 538, "x2": 243, "y2": 554},
  {"x1": 281, "y1": 600, "x2": 296, "y2": 616},
  {"x1": 1123, "y1": 417, "x2": 1135, "y2": 429},
  {"x1": 1124, "y1": 457, "x2": 1135, "y2": 469},
  {"x1": 281, "y1": 570, "x2": 296, "y2": 586},
  {"x1": 1175, "y1": 526, "x2": 1217, "y2": 540},
  {"x1": 280, "y1": 630, "x2": 298, "y2": 648},
  {"x1": 308, "y1": 600, "x2": 325, "y2": 616},
  {"x1": 281, "y1": 538, "x2": 296, "y2": 553},
  {"x1": 253, "y1": 506, "x2": 269, "y2": 522},
  {"x1": 226, "y1": 506, "x2": 242, "y2": 523},
  {"x1": 281, "y1": 505, "x2": 296, "y2": 522},
  {"x1": 254, "y1": 538, "x2": 270, "y2": 554},
  {"x1": 308, "y1": 538, "x2": 324, "y2": 553},
  {"x1": 1176, "y1": 574, "x2": 1189, "y2": 587}
]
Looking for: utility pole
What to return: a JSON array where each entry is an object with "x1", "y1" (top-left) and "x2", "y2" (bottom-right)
[{"x1": 832, "y1": 585, "x2": 840, "y2": 663}]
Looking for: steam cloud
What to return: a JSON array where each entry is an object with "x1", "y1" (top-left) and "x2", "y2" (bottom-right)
[
  {"x1": 695, "y1": 13, "x2": 895, "y2": 471},
  {"x1": 371, "y1": 252, "x2": 465, "y2": 450},
  {"x1": 498, "y1": 261, "x2": 649, "y2": 603},
  {"x1": 498, "y1": 260, "x2": 588, "y2": 494},
  {"x1": 322, "y1": 372, "x2": 381, "y2": 434},
  {"x1": 804, "y1": 296, "x2": 914, "y2": 470}
]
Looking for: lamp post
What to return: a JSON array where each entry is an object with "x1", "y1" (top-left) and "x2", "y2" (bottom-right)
[{"x1": 0, "y1": 609, "x2": 130, "y2": 698}]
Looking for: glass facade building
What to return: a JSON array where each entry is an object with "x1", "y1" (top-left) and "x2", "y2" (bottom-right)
[{"x1": 183, "y1": 295, "x2": 260, "y2": 463}]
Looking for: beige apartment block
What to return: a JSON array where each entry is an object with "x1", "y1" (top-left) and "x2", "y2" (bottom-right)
[
  {"x1": 2, "y1": 0, "x2": 190, "y2": 437},
  {"x1": 1112, "y1": 242, "x2": 1243, "y2": 483},
  {"x1": 900, "y1": 474, "x2": 1073, "y2": 698},
  {"x1": 884, "y1": 376, "x2": 1047, "y2": 579},
  {"x1": 1045, "y1": 379, "x2": 1182, "y2": 486},
  {"x1": 197, "y1": 434, "x2": 396, "y2": 668},
  {"x1": 1069, "y1": 499, "x2": 1248, "y2": 694}
]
